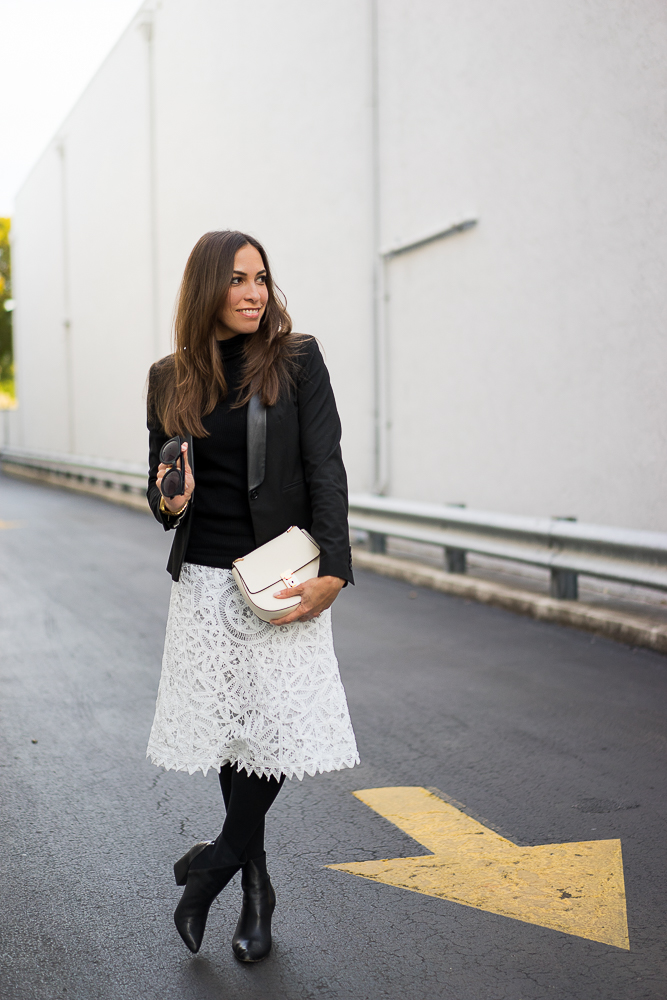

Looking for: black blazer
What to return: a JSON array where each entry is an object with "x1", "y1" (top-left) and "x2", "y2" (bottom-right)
[{"x1": 147, "y1": 337, "x2": 353, "y2": 585}]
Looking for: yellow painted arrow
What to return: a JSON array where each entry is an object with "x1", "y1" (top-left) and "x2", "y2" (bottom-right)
[{"x1": 328, "y1": 787, "x2": 629, "y2": 949}]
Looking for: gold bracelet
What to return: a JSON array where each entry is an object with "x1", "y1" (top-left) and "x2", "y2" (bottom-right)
[{"x1": 160, "y1": 495, "x2": 189, "y2": 517}]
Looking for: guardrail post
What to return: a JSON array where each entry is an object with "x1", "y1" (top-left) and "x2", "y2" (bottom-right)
[
  {"x1": 445, "y1": 547, "x2": 467, "y2": 574},
  {"x1": 551, "y1": 516, "x2": 578, "y2": 599},
  {"x1": 550, "y1": 569, "x2": 578, "y2": 600},
  {"x1": 443, "y1": 503, "x2": 467, "y2": 573},
  {"x1": 368, "y1": 532, "x2": 387, "y2": 554}
]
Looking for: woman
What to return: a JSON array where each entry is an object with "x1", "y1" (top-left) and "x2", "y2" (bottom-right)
[{"x1": 145, "y1": 231, "x2": 359, "y2": 963}]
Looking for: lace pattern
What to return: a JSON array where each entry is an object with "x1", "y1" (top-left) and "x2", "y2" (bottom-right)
[{"x1": 147, "y1": 563, "x2": 360, "y2": 780}]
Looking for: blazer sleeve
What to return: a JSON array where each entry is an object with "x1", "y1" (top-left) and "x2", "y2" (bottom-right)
[
  {"x1": 296, "y1": 338, "x2": 353, "y2": 585},
  {"x1": 146, "y1": 363, "x2": 187, "y2": 531}
]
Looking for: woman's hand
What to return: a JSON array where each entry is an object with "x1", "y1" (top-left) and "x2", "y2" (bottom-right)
[
  {"x1": 156, "y1": 441, "x2": 195, "y2": 513},
  {"x1": 272, "y1": 575, "x2": 345, "y2": 625}
]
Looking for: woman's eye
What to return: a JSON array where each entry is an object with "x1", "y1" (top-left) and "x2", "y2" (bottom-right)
[{"x1": 257, "y1": 275, "x2": 266, "y2": 283}]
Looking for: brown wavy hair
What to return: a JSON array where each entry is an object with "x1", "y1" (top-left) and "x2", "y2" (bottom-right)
[{"x1": 148, "y1": 230, "x2": 300, "y2": 437}]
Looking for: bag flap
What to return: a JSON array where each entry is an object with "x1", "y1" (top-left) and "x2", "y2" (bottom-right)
[{"x1": 233, "y1": 527, "x2": 320, "y2": 595}]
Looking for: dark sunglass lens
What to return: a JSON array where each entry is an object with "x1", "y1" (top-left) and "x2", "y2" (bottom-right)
[
  {"x1": 161, "y1": 469, "x2": 182, "y2": 498},
  {"x1": 161, "y1": 439, "x2": 181, "y2": 464}
]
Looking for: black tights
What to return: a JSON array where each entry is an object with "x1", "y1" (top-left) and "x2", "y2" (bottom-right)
[{"x1": 191, "y1": 764, "x2": 285, "y2": 870}]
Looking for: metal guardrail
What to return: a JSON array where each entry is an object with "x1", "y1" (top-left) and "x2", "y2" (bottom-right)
[
  {"x1": 3, "y1": 449, "x2": 667, "y2": 601},
  {"x1": 349, "y1": 493, "x2": 667, "y2": 599},
  {"x1": 0, "y1": 446, "x2": 147, "y2": 495}
]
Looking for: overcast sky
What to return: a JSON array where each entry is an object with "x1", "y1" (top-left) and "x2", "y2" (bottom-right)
[{"x1": 2, "y1": 0, "x2": 142, "y2": 216}]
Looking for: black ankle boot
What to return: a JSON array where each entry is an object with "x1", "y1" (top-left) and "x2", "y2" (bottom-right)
[
  {"x1": 174, "y1": 841, "x2": 213, "y2": 886},
  {"x1": 173, "y1": 840, "x2": 241, "y2": 953},
  {"x1": 232, "y1": 852, "x2": 276, "y2": 963}
]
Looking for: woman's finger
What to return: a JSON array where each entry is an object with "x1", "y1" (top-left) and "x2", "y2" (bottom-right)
[
  {"x1": 271, "y1": 611, "x2": 300, "y2": 625},
  {"x1": 272, "y1": 586, "x2": 305, "y2": 599},
  {"x1": 272, "y1": 598, "x2": 315, "y2": 624},
  {"x1": 269, "y1": 577, "x2": 335, "y2": 622},
  {"x1": 300, "y1": 610, "x2": 322, "y2": 622},
  {"x1": 271, "y1": 605, "x2": 322, "y2": 625}
]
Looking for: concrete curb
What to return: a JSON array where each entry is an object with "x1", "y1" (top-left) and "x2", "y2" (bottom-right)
[{"x1": 352, "y1": 548, "x2": 667, "y2": 655}]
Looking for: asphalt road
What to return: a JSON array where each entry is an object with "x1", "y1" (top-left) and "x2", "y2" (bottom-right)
[{"x1": 0, "y1": 472, "x2": 665, "y2": 1000}]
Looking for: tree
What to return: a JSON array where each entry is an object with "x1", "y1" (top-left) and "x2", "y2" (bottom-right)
[{"x1": 0, "y1": 217, "x2": 13, "y2": 396}]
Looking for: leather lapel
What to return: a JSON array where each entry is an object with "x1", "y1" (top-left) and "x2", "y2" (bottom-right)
[{"x1": 247, "y1": 393, "x2": 267, "y2": 491}]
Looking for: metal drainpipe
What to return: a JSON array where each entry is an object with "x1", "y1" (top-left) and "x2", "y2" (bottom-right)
[
  {"x1": 140, "y1": 15, "x2": 160, "y2": 361},
  {"x1": 57, "y1": 140, "x2": 76, "y2": 455},
  {"x1": 370, "y1": 0, "x2": 389, "y2": 497}
]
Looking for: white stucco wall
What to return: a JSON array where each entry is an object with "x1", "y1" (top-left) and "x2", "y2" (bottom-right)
[
  {"x1": 13, "y1": 0, "x2": 375, "y2": 479},
  {"x1": 10, "y1": 0, "x2": 667, "y2": 529},
  {"x1": 149, "y1": 0, "x2": 375, "y2": 489},
  {"x1": 13, "y1": 14, "x2": 155, "y2": 464},
  {"x1": 12, "y1": 148, "x2": 70, "y2": 454},
  {"x1": 380, "y1": 0, "x2": 667, "y2": 529}
]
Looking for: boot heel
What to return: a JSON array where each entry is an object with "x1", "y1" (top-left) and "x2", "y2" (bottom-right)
[{"x1": 174, "y1": 841, "x2": 213, "y2": 886}]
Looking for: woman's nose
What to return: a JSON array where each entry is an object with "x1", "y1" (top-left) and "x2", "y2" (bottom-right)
[{"x1": 244, "y1": 285, "x2": 260, "y2": 302}]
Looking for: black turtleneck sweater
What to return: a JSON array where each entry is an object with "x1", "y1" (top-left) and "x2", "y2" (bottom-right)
[{"x1": 184, "y1": 335, "x2": 256, "y2": 569}]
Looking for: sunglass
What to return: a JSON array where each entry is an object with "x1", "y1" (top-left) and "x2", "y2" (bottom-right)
[{"x1": 159, "y1": 436, "x2": 185, "y2": 498}]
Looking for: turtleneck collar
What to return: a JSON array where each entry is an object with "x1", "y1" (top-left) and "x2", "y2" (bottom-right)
[{"x1": 217, "y1": 333, "x2": 247, "y2": 360}]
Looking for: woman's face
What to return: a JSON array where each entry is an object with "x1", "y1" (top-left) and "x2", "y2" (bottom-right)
[{"x1": 216, "y1": 244, "x2": 269, "y2": 340}]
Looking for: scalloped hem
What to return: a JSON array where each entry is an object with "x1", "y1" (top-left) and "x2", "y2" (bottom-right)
[{"x1": 146, "y1": 749, "x2": 360, "y2": 782}]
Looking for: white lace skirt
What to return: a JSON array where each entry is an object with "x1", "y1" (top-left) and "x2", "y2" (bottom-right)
[{"x1": 146, "y1": 563, "x2": 360, "y2": 780}]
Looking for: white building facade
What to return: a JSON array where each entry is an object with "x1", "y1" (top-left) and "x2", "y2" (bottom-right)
[{"x1": 10, "y1": 0, "x2": 667, "y2": 530}]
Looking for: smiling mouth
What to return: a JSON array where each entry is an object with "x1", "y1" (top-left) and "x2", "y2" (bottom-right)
[{"x1": 238, "y1": 308, "x2": 261, "y2": 317}]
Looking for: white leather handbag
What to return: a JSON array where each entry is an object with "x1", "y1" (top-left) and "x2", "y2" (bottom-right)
[{"x1": 231, "y1": 526, "x2": 321, "y2": 622}]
